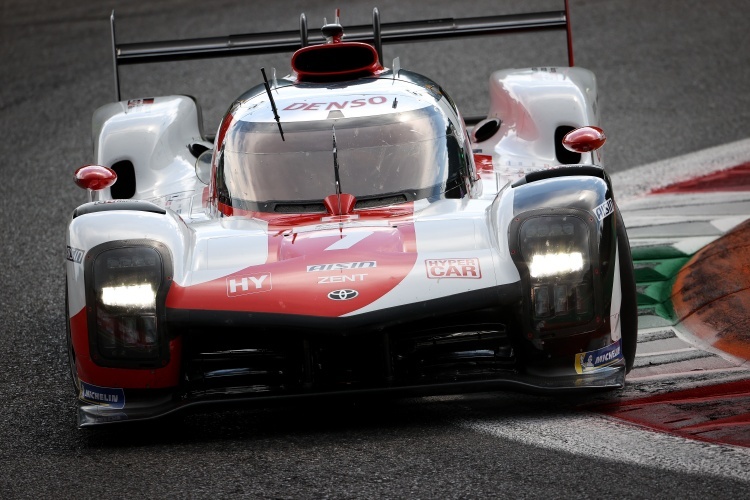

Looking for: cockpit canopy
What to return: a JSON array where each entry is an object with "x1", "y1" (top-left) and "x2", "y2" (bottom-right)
[{"x1": 215, "y1": 75, "x2": 474, "y2": 214}]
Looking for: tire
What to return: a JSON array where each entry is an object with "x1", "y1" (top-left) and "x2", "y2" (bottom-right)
[{"x1": 616, "y1": 208, "x2": 638, "y2": 373}]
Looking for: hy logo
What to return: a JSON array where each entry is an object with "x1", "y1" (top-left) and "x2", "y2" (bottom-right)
[
  {"x1": 226, "y1": 273, "x2": 272, "y2": 297},
  {"x1": 327, "y1": 289, "x2": 359, "y2": 301}
]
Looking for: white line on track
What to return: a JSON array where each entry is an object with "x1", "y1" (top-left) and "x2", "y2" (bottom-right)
[
  {"x1": 610, "y1": 137, "x2": 750, "y2": 200},
  {"x1": 627, "y1": 367, "x2": 750, "y2": 382},
  {"x1": 461, "y1": 412, "x2": 750, "y2": 483},
  {"x1": 636, "y1": 347, "x2": 699, "y2": 358}
]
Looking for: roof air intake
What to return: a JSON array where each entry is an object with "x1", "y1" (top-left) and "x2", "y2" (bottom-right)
[
  {"x1": 291, "y1": 13, "x2": 381, "y2": 82},
  {"x1": 292, "y1": 42, "x2": 381, "y2": 82}
]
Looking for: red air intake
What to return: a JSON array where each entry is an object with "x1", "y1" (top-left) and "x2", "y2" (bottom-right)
[{"x1": 292, "y1": 42, "x2": 382, "y2": 82}]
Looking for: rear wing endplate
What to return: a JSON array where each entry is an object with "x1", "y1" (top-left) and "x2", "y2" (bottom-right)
[{"x1": 110, "y1": 1, "x2": 575, "y2": 106}]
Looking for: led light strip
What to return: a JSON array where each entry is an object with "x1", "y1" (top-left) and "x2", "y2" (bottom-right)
[
  {"x1": 101, "y1": 284, "x2": 155, "y2": 308},
  {"x1": 529, "y1": 252, "x2": 583, "y2": 278}
]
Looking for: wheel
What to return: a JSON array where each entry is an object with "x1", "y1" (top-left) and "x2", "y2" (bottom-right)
[
  {"x1": 65, "y1": 279, "x2": 80, "y2": 395},
  {"x1": 616, "y1": 208, "x2": 638, "y2": 373}
]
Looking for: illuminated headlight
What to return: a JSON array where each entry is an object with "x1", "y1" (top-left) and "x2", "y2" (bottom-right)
[
  {"x1": 517, "y1": 215, "x2": 594, "y2": 329},
  {"x1": 101, "y1": 284, "x2": 156, "y2": 308},
  {"x1": 90, "y1": 246, "x2": 165, "y2": 363},
  {"x1": 529, "y1": 252, "x2": 583, "y2": 278}
]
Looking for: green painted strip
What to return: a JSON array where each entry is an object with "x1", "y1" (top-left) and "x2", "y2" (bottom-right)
[
  {"x1": 633, "y1": 257, "x2": 689, "y2": 282},
  {"x1": 631, "y1": 245, "x2": 689, "y2": 260},
  {"x1": 632, "y1": 253, "x2": 688, "y2": 323},
  {"x1": 636, "y1": 281, "x2": 675, "y2": 305}
]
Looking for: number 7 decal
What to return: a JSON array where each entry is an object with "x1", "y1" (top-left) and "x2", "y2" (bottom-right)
[{"x1": 309, "y1": 231, "x2": 374, "y2": 250}]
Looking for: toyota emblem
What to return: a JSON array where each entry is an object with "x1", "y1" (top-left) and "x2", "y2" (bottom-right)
[{"x1": 327, "y1": 289, "x2": 359, "y2": 301}]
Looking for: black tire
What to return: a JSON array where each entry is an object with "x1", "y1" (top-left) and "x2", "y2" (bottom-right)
[
  {"x1": 616, "y1": 208, "x2": 638, "y2": 373},
  {"x1": 65, "y1": 279, "x2": 80, "y2": 395}
]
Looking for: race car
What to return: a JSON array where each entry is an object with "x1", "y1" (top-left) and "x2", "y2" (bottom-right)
[{"x1": 66, "y1": 5, "x2": 637, "y2": 427}]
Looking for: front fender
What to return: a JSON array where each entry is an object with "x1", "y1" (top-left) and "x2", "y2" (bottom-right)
[
  {"x1": 65, "y1": 207, "x2": 192, "y2": 390},
  {"x1": 497, "y1": 168, "x2": 620, "y2": 375},
  {"x1": 66, "y1": 206, "x2": 192, "y2": 318}
]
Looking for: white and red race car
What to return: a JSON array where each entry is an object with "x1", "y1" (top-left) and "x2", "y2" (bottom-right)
[{"x1": 66, "y1": 5, "x2": 637, "y2": 426}]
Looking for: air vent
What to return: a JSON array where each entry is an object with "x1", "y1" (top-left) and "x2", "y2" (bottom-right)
[
  {"x1": 555, "y1": 126, "x2": 582, "y2": 164},
  {"x1": 355, "y1": 194, "x2": 407, "y2": 208},
  {"x1": 274, "y1": 202, "x2": 326, "y2": 213},
  {"x1": 110, "y1": 160, "x2": 136, "y2": 199},
  {"x1": 472, "y1": 118, "x2": 502, "y2": 143},
  {"x1": 272, "y1": 194, "x2": 408, "y2": 213},
  {"x1": 292, "y1": 42, "x2": 381, "y2": 82}
]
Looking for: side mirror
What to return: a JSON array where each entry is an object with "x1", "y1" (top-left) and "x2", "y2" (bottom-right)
[
  {"x1": 195, "y1": 149, "x2": 213, "y2": 185},
  {"x1": 74, "y1": 165, "x2": 117, "y2": 202},
  {"x1": 562, "y1": 126, "x2": 606, "y2": 153}
]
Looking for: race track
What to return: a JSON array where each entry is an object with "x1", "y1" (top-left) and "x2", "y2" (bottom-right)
[{"x1": 2, "y1": 0, "x2": 750, "y2": 497}]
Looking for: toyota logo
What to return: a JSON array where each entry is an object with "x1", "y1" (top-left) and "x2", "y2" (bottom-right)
[{"x1": 327, "y1": 289, "x2": 359, "y2": 301}]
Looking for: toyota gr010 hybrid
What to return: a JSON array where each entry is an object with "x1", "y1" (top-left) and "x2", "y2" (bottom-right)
[{"x1": 65, "y1": 5, "x2": 637, "y2": 426}]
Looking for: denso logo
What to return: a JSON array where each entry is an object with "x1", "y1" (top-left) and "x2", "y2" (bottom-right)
[
  {"x1": 226, "y1": 273, "x2": 272, "y2": 297},
  {"x1": 425, "y1": 258, "x2": 482, "y2": 279},
  {"x1": 283, "y1": 96, "x2": 387, "y2": 111}
]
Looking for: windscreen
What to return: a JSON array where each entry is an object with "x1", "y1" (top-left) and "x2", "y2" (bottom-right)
[{"x1": 216, "y1": 105, "x2": 469, "y2": 213}]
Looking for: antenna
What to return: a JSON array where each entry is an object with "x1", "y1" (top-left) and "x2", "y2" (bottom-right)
[
  {"x1": 260, "y1": 67, "x2": 284, "y2": 141},
  {"x1": 372, "y1": 8, "x2": 383, "y2": 64},
  {"x1": 110, "y1": 10, "x2": 121, "y2": 101},
  {"x1": 322, "y1": 9, "x2": 344, "y2": 43},
  {"x1": 332, "y1": 125, "x2": 343, "y2": 216}
]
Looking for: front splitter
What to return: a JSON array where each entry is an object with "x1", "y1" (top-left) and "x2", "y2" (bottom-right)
[{"x1": 77, "y1": 368, "x2": 625, "y2": 427}]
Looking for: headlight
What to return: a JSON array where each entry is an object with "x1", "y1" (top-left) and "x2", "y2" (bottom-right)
[
  {"x1": 88, "y1": 244, "x2": 169, "y2": 365},
  {"x1": 101, "y1": 284, "x2": 156, "y2": 308},
  {"x1": 528, "y1": 252, "x2": 583, "y2": 278},
  {"x1": 517, "y1": 215, "x2": 594, "y2": 331}
]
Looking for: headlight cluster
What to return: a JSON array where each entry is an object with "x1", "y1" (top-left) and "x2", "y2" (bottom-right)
[
  {"x1": 518, "y1": 215, "x2": 594, "y2": 331},
  {"x1": 90, "y1": 246, "x2": 165, "y2": 364}
]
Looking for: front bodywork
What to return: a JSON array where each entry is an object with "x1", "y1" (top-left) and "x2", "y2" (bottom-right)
[{"x1": 68, "y1": 176, "x2": 625, "y2": 426}]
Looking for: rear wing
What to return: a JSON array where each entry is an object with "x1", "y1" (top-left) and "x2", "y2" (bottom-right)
[{"x1": 110, "y1": 1, "x2": 576, "y2": 120}]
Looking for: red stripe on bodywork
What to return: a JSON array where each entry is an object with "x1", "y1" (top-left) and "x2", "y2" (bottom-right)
[
  {"x1": 473, "y1": 154, "x2": 494, "y2": 173},
  {"x1": 217, "y1": 201, "x2": 415, "y2": 229},
  {"x1": 201, "y1": 186, "x2": 209, "y2": 207},
  {"x1": 167, "y1": 215, "x2": 418, "y2": 317},
  {"x1": 70, "y1": 307, "x2": 181, "y2": 389}
]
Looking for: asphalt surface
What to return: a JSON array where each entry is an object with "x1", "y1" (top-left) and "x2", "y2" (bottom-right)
[{"x1": 2, "y1": 0, "x2": 750, "y2": 498}]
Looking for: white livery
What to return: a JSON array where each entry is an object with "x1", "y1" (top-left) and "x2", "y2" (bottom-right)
[{"x1": 65, "y1": 7, "x2": 636, "y2": 427}]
